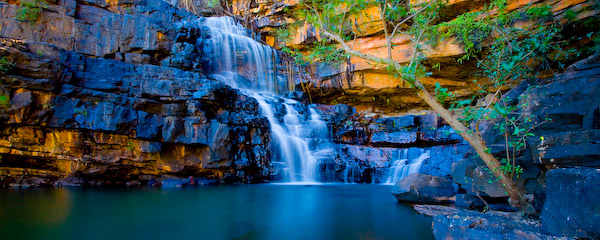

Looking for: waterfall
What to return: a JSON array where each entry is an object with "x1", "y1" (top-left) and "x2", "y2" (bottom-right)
[
  {"x1": 384, "y1": 149, "x2": 430, "y2": 185},
  {"x1": 203, "y1": 17, "x2": 335, "y2": 183}
]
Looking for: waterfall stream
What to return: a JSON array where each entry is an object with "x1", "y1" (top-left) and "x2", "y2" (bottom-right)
[
  {"x1": 384, "y1": 149, "x2": 430, "y2": 185},
  {"x1": 203, "y1": 16, "x2": 335, "y2": 183}
]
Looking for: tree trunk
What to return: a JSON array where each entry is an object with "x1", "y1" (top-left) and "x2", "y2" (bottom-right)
[{"x1": 415, "y1": 82, "x2": 535, "y2": 214}]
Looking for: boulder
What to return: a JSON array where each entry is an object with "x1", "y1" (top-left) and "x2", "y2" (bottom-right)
[
  {"x1": 540, "y1": 168, "x2": 600, "y2": 238},
  {"x1": 392, "y1": 173, "x2": 456, "y2": 203},
  {"x1": 455, "y1": 194, "x2": 485, "y2": 210}
]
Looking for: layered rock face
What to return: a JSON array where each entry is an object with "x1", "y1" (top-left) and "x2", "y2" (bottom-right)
[
  {"x1": 237, "y1": 0, "x2": 600, "y2": 114},
  {"x1": 0, "y1": 0, "x2": 273, "y2": 186},
  {"x1": 314, "y1": 104, "x2": 470, "y2": 183}
]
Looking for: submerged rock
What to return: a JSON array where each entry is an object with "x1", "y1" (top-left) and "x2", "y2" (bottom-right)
[{"x1": 392, "y1": 173, "x2": 455, "y2": 203}]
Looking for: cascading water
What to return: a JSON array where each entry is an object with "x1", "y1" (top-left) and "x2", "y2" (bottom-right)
[
  {"x1": 203, "y1": 16, "x2": 335, "y2": 183},
  {"x1": 384, "y1": 149, "x2": 430, "y2": 185}
]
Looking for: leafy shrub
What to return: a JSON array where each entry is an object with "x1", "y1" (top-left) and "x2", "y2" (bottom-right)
[
  {"x1": 16, "y1": 0, "x2": 47, "y2": 23},
  {"x1": 0, "y1": 95, "x2": 10, "y2": 109},
  {"x1": 0, "y1": 56, "x2": 15, "y2": 74}
]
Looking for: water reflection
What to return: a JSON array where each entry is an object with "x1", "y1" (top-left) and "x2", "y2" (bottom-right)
[
  {"x1": 0, "y1": 188, "x2": 73, "y2": 239},
  {"x1": 0, "y1": 185, "x2": 433, "y2": 240}
]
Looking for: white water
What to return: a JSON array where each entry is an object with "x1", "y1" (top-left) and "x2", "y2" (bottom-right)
[
  {"x1": 384, "y1": 149, "x2": 430, "y2": 185},
  {"x1": 203, "y1": 16, "x2": 335, "y2": 183}
]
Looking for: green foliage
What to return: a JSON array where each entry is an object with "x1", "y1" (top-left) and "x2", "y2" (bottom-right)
[
  {"x1": 382, "y1": 0, "x2": 409, "y2": 21},
  {"x1": 431, "y1": 0, "x2": 573, "y2": 179},
  {"x1": 281, "y1": 47, "x2": 308, "y2": 65},
  {"x1": 16, "y1": 0, "x2": 47, "y2": 23},
  {"x1": 274, "y1": 22, "x2": 301, "y2": 45},
  {"x1": 0, "y1": 56, "x2": 15, "y2": 74},
  {"x1": 298, "y1": 0, "x2": 373, "y2": 36},
  {"x1": 42, "y1": 103, "x2": 53, "y2": 109},
  {"x1": 434, "y1": 82, "x2": 454, "y2": 104},
  {"x1": 75, "y1": 108, "x2": 88, "y2": 117},
  {"x1": 274, "y1": 25, "x2": 293, "y2": 43},
  {"x1": 205, "y1": 0, "x2": 220, "y2": 9},
  {"x1": 282, "y1": 40, "x2": 348, "y2": 65},
  {"x1": 526, "y1": 5, "x2": 552, "y2": 19},
  {"x1": 565, "y1": 9, "x2": 577, "y2": 21},
  {"x1": 591, "y1": 33, "x2": 600, "y2": 54},
  {"x1": 126, "y1": 140, "x2": 135, "y2": 150},
  {"x1": 0, "y1": 95, "x2": 10, "y2": 109},
  {"x1": 124, "y1": 6, "x2": 133, "y2": 14}
]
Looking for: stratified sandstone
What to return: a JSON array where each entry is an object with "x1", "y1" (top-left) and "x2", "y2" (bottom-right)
[{"x1": 240, "y1": 0, "x2": 600, "y2": 114}]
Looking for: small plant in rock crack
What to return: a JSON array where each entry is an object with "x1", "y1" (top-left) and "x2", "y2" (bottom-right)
[
  {"x1": 16, "y1": 0, "x2": 48, "y2": 23},
  {"x1": 0, "y1": 56, "x2": 15, "y2": 74},
  {"x1": 75, "y1": 108, "x2": 88, "y2": 117},
  {"x1": 42, "y1": 103, "x2": 53, "y2": 109},
  {"x1": 0, "y1": 95, "x2": 10, "y2": 109},
  {"x1": 126, "y1": 140, "x2": 135, "y2": 151}
]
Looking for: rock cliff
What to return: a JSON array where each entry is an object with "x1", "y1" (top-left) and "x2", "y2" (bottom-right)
[{"x1": 0, "y1": 0, "x2": 274, "y2": 186}]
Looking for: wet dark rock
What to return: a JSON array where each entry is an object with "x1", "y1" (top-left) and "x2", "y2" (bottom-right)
[
  {"x1": 139, "y1": 141, "x2": 162, "y2": 153},
  {"x1": 413, "y1": 205, "x2": 459, "y2": 217},
  {"x1": 540, "y1": 168, "x2": 600, "y2": 238},
  {"x1": 137, "y1": 111, "x2": 163, "y2": 140},
  {"x1": 371, "y1": 131, "x2": 418, "y2": 146},
  {"x1": 9, "y1": 91, "x2": 33, "y2": 110},
  {"x1": 392, "y1": 173, "x2": 456, "y2": 203},
  {"x1": 419, "y1": 113, "x2": 441, "y2": 128},
  {"x1": 335, "y1": 127, "x2": 370, "y2": 145},
  {"x1": 433, "y1": 208, "x2": 559, "y2": 240},
  {"x1": 521, "y1": 55, "x2": 600, "y2": 167},
  {"x1": 455, "y1": 194, "x2": 485, "y2": 210},
  {"x1": 419, "y1": 125, "x2": 462, "y2": 144},
  {"x1": 472, "y1": 166, "x2": 509, "y2": 198},
  {"x1": 375, "y1": 115, "x2": 417, "y2": 131},
  {"x1": 161, "y1": 177, "x2": 191, "y2": 188},
  {"x1": 418, "y1": 144, "x2": 471, "y2": 179},
  {"x1": 312, "y1": 103, "x2": 355, "y2": 123},
  {"x1": 537, "y1": 143, "x2": 600, "y2": 167}
]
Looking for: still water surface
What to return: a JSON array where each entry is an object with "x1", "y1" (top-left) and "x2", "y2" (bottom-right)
[{"x1": 0, "y1": 184, "x2": 434, "y2": 240}]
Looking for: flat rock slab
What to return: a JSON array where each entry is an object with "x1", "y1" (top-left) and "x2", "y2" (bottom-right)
[
  {"x1": 414, "y1": 205, "x2": 459, "y2": 217},
  {"x1": 431, "y1": 208, "x2": 567, "y2": 240}
]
